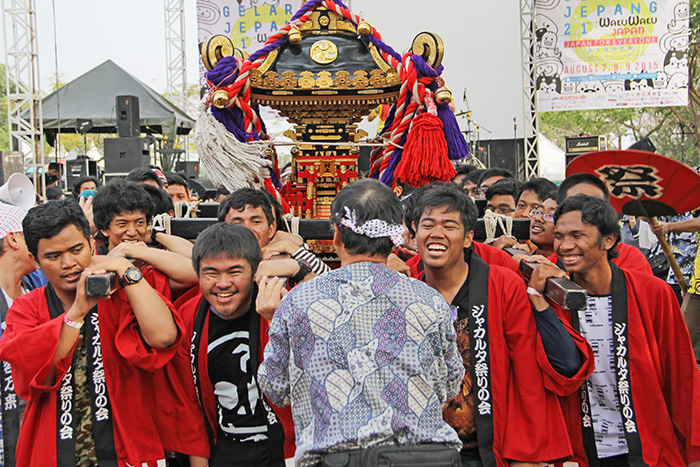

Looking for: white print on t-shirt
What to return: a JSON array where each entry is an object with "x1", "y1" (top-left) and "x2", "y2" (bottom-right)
[{"x1": 577, "y1": 295, "x2": 629, "y2": 458}]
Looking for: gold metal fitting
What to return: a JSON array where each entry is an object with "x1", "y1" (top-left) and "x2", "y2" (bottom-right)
[
  {"x1": 290, "y1": 146, "x2": 300, "y2": 156},
  {"x1": 288, "y1": 27, "x2": 302, "y2": 44},
  {"x1": 357, "y1": 21, "x2": 371, "y2": 36},
  {"x1": 435, "y1": 86, "x2": 453, "y2": 104},
  {"x1": 212, "y1": 89, "x2": 230, "y2": 109},
  {"x1": 350, "y1": 145, "x2": 360, "y2": 154}
]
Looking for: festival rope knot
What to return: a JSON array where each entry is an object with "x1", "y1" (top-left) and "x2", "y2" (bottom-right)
[
  {"x1": 339, "y1": 207, "x2": 405, "y2": 247},
  {"x1": 483, "y1": 209, "x2": 514, "y2": 245}
]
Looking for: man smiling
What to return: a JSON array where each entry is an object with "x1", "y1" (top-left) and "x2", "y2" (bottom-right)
[
  {"x1": 532, "y1": 195, "x2": 700, "y2": 467},
  {"x1": 413, "y1": 182, "x2": 591, "y2": 467},
  {"x1": 92, "y1": 180, "x2": 198, "y2": 295},
  {"x1": 0, "y1": 199, "x2": 180, "y2": 466},
  {"x1": 529, "y1": 195, "x2": 558, "y2": 257},
  {"x1": 552, "y1": 173, "x2": 652, "y2": 275},
  {"x1": 177, "y1": 223, "x2": 294, "y2": 466}
]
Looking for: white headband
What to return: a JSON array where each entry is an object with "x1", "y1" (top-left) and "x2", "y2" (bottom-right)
[{"x1": 339, "y1": 207, "x2": 405, "y2": 247}]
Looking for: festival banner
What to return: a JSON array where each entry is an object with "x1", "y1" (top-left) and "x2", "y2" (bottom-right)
[
  {"x1": 535, "y1": 0, "x2": 689, "y2": 111},
  {"x1": 197, "y1": 0, "x2": 303, "y2": 84}
]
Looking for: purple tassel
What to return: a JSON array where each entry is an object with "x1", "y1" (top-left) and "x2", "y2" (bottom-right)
[
  {"x1": 437, "y1": 104, "x2": 470, "y2": 160},
  {"x1": 369, "y1": 104, "x2": 398, "y2": 180},
  {"x1": 379, "y1": 131, "x2": 409, "y2": 185},
  {"x1": 205, "y1": 56, "x2": 240, "y2": 87},
  {"x1": 211, "y1": 106, "x2": 249, "y2": 143}
]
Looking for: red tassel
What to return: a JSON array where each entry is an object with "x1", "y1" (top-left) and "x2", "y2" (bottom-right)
[{"x1": 394, "y1": 112, "x2": 456, "y2": 187}]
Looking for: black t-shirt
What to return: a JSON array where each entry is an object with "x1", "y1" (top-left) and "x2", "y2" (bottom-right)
[{"x1": 207, "y1": 307, "x2": 269, "y2": 443}]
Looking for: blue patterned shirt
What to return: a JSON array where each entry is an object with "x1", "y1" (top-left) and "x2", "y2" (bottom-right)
[{"x1": 259, "y1": 262, "x2": 464, "y2": 466}]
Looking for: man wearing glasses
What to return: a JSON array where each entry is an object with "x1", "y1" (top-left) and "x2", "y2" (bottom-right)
[
  {"x1": 484, "y1": 179, "x2": 521, "y2": 217},
  {"x1": 529, "y1": 195, "x2": 558, "y2": 258}
]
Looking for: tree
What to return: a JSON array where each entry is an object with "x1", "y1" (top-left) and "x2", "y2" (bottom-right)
[{"x1": 0, "y1": 63, "x2": 12, "y2": 151}]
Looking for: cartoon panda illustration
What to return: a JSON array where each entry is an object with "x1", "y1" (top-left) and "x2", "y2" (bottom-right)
[
  {"x1": 624, "y1": 78, "x2": 654, "y2": 91},
  {"x1": 577, "y1": 80, "x2": 604, "y2": 93},
  {"x1": 537, "y1": 75, "x2": 562, "y2": 94},
  {"x1": 603, "y1": 81, "x2": 625, "y2": 93}
]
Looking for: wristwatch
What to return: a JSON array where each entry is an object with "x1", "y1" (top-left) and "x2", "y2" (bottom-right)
[
  {"x1": 118, "y1": 266, "x2": 143, "y2": 288},
  {"x1": 150, "y1": 226, "x2": 166, "y2": 247},
  {"x1": 290, "y1": 259, "x2": 312, "y2": 286}
]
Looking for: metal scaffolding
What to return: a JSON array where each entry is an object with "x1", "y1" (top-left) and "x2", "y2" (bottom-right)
[
  {"x1": 163, "y1": 0, "x2": 187, "y2": 169},
  {"x1": 519, "y1": 0, "x2": 540, "y2": 179},
  {"x1": 164, "y1": 0, "x2": 187, "y2": 112},
  {"x1": 3, "y1": 0, "x2": 44, "y2": 189}
]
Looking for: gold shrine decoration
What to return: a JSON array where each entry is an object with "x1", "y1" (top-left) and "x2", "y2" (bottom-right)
[
  {"x1": 310, "y1": 40, "x2": 339, "y2": 65},
  {"x1": 250, "y1": 67, "x2": 400, "y2": 90}
]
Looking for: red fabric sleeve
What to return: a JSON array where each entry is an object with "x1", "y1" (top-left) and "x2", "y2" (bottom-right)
[
  {"x1": 154, "y1": 297, "x2": 210, "y2": 458},
  {"x1": 0, "y1": 289, "x2": 75, "y2": 400},
  {"x1": 613, "y1": 243, "x2": 653, "y2": 275},
  {"x1": 406, "y1": 255, "x2": 422, "y2": 279},
  {"x1": 473, "y1": 242, "x2": 523, "y2": 278},
  {"x1": 107, "y1": 286, "x2": 182, "y2": 372},
  {"x1": 493, "y1": 268, "x2": 573, "y2": 464},
  {"x1": 643, "y1": 275, "x2": 700, "y2": 462}
]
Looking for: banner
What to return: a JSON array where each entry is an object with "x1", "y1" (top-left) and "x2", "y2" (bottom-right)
[
  {"x1": 197, "y1": 1, "x2": 303, "y2": 83},
  {"x1": 535, "y1": 0, "x2": 689, "y2": 111}
]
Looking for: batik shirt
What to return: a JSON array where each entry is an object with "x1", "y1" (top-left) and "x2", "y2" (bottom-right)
[
  {"x1": 259, "y1": 261, "x2": 464, "y2": 467},
  {"x1": 650, "y1": 213, "x2": 699, "y2": 286}
]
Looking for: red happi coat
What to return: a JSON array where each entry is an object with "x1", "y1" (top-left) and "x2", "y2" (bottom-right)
[
  {"x1": 548, "y1": 242, "x2": 653, "y2": 276},
  {"x1": 452, "y1": 253, "x2": 593, "y2": 466},
  {"x1": 150, "y1": 283, "x2": 211, "y2": 459},
  {"x1": 552, "y1": 265, "x2": 700, "y2": 466},
  {"x1": 178, "y1": 292, "x2": 296, "y2": 459},
  {"x1": 0, "y1": 267, "x2": 183, "y2": 467}
]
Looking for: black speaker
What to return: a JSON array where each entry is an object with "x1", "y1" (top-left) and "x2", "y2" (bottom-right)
[
  {"x1": 565, "y1": 153, "x2": 579, "y2": 167},
  {"x1": 188, "y1": 178, "x2": 218, "y2": 201},
  {"x1": 104, "y1": 137, "x2": 150, "y2": 174},
  {"x1": 475, "y1": 139, "x2": 525, "y2": 178},
  {"x1": 116, "y1": 95, "x2": 140, "y2": 138},
  {"x1": 66, "y1": 158, "x2": 98, "y2": 191},
  {"x1": 626, "y1": 137, "x2": 656, "y2": 153},
  {"x1": 176, "y1": 161, "x2": 200, "y2": 178}
]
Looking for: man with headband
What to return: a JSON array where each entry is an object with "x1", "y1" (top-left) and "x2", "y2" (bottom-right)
[
  {"x1": 259, "y1": 179, "x2": 464, "y2": 467},
  {"x1": 0, "y1": 203, "x2": 38, "y2": 465}
]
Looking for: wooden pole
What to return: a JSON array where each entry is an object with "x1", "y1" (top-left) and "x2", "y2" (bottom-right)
[{"x1": 648, "y1": 216, "x2": 688, "y2": 294}]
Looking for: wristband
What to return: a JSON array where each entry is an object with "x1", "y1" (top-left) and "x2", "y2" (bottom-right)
[
  {"x1": 63, "y1": 315, "x2": 84, "y2": 329},
  {"x1": 526, "y1": 286, "x2": 542, "y2": 297}
]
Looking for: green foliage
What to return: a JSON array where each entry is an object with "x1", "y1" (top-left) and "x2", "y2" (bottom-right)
[{"x1": 0, "y1": 64, "x2": 9, "y2": 151}]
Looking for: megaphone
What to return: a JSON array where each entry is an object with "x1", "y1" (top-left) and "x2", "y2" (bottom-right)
[{"x1": 0, "y1": 173, "x2": 35, "y2": 211}]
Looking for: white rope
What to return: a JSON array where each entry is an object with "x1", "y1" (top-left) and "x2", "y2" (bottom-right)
[
  {"x1": 282, "y1": 213, "x2": 301, "y2": 236},
  {"x1": 194, "y1": 105, "x2": 271, "y2": 193},
  {"x1": 151, "y1": 213, "x2": 172, "y2": 235},
  {"x1": 483, "y1": 209, "x2": 513, "y2": 245}
]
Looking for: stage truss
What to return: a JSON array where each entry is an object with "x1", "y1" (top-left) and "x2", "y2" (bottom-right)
[
  {"x1": 519, "y1": 0, "x2": 540, "y2": 178},
  {"x1": 2, "y1": 0, "x2": 44, "y2": 190}
]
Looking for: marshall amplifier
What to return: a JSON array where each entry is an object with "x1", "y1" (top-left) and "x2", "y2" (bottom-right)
[{"x1": 565, "y1": 135, "x2": 607, "y2": 166}]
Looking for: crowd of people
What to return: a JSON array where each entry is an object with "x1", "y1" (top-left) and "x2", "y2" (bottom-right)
[{"x1": 0, "y1": 162, "x2": 698, "y2": 467}]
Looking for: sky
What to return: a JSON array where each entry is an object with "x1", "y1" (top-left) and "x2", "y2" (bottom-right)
[{"x1": 3, "y1": 0, "x2": 525, "y2": 141}]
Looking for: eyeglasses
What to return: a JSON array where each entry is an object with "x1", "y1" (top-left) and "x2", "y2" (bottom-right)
[
  {"x1": 530, "y1": 208, "x2": 555, "y2": 223},
  {"x1": 486, "y1": 204, "x2": 516, "y2": 215},
  {"x1": 477, "y1": 185, "x2": 491, "y2": 196}
]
